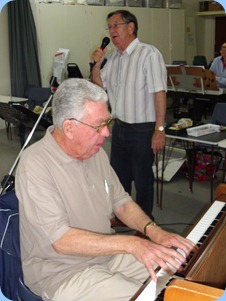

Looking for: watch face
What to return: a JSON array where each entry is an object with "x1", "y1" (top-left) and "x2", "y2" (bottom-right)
[{"x1": 158, "y1": 126, "x2": 164, "y2": 131}]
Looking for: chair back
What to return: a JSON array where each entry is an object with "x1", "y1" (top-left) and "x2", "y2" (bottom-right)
[
  {"x1": 211, "y1": 103, "x2": 226, "y2": 126},
  {"x1": 0, "y1": 190, "x2": 43, "y2": 301},
  {"x1": 28, "y1": 87, "x2": 52, "y2": 110},
  {"x1": 172, "y1": 60, "x2": 187, "y2": 65},
  {"x1": 193, "y1": 56, "x2": 208, "y2": 69}
]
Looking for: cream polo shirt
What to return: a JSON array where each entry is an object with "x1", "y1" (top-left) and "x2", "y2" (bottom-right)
[
  {"x1": 101, "y1": 38, "x2": 167, "y2": 124},
  {"x1": 15, "y1": 126, "x2": 131, "y2": 299}
]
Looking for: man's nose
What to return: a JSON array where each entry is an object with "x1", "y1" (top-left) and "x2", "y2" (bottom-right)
[{"x1": 101, "y1": 125, "x2": 111, "y2": 137}]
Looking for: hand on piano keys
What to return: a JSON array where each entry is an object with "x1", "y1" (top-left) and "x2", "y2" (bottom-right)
[
  {"x1": 132, "y1": 226, "x2": 197, "y2": 282},
  {"x1": 145, "y1": 225, "x2": 198, "y2": 256},
  {"x1": 132, "y1": 200, "x2": 226, "y2": 300}
]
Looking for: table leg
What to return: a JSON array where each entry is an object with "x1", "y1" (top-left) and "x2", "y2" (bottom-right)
[
  {"x1": 210, "y1": 145, "x2": 215, "y2": 203},
  {"x1": 5, "y1": 121, "x2": 12, "y2": 140},
  {"x1": 159, "y1": 146, "x2": 165, "y2": 210},
  {"x1": 156, "y1": 152, "x2": 159, "y2": 207},
  {"x1": 185, "y1": 141, "x2": 196, "y2": 192},
  {"x1": 222, "y1": 151, "x2": 226, "y2": 183},
  {"x1": 156, "y1": 146, "x2": 166, "y2": 209}
]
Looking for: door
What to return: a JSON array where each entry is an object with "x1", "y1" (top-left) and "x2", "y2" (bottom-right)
[{"x1": 215, "y1": 16, "x2": 226, "y2": 57}]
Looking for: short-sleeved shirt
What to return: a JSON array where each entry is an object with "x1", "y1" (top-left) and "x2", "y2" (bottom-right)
[
  {"x1": 101, "y1": 38, "x2": 167, "y2": 123},
  {"x1": 210, "y1": 56, "x2": 226, "y2": 88},
  {"x1": 15, "y1": 126, "x2": 131, "y2": 298}
]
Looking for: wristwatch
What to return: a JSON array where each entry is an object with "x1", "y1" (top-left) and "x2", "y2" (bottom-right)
[
  {"x1": 144, "y1": 220, "x2": 157, "y2": 236},
  {"x1": 155, "y1": 125, "x2": 165, "y2": 132}
]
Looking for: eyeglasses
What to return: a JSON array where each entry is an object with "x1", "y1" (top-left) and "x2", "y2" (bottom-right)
[
  {"x1": 106, "y1": 22, "x2": 128, "y2": 31},
  {"x1": 69, "y1": 117, "x2": 113, "y2": 133}
]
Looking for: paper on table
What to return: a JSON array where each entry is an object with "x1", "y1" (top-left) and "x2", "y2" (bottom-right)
[
  {"x1": 153, "y1": 158, "x2": 185, "y2": 182},
  {"x1": 218, "y1": 139, "x2": 226, "y2": 148}
]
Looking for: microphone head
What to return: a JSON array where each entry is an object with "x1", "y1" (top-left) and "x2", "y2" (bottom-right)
[{"x1": 101, "y1": 37, "x2": 110, "y2": 50}]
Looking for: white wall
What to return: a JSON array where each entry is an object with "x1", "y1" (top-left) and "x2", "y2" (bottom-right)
[
  {"x1": 0, "y1": 0, "x2": 219, "y2": 94},
  {"x1": 182, "y1": 0, "x2": 215, "y2": 65},
  {"x1": 196, "y1": 16, "x2": 215, "y2": 64},
  {"x1": 34, "y1": 4, "x2": 186, "y2": 85}
]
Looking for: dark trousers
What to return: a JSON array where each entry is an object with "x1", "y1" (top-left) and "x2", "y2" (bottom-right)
[{"x1": 110, "y1": 120, "x2": 155, "y2": 218}]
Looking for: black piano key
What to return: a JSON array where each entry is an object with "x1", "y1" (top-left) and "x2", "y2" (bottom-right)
[
  {"x1": 152, "y1": 203, "x2": 225, "y2": 301},
  {"x1": 203, "y1": 227, "x2": 212, "y2": 236},
  {"x1": 175, "y1": 270, "x2": 185, "y2": 277},
  {"x1": 215, "y1": 211, "x2": 224, "y2": 219},
  {"x1": 154, "y1": 277, "x2": 184, "y2": 301},
  {"x1": 177, "y1": 203, "x2": 226, "y2": 277},
  {"x1": 211, "y1": 220, "x2": 218, "y2": 226},
  {"x1": 194, "y1": 205, "x2": 226, "y2": 248},
  {"x1": 154, "y1": 288, "x2": 166, "y2": 301},
  {"x1": 199, "y1": 236, "x2": 206, "y2": 243},
  {"x1": 155, "y1": 204, "x2": 226, "y2": 301},
  {"x1": 158, "y1": 290, "x2": 165, "y2": 298}
]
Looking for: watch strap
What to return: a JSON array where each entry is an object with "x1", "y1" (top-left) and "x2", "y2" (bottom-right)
[{"x1": 144, "y1": 220, "x2": 157, "y2": 236}]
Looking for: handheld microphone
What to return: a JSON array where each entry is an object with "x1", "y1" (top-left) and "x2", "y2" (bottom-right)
[
  {"x1": 100, "y1": 37, "x2": 110, "y2": 50},
  {"x1": 92, "y1": 37, "x2": 110, "y2": 67}
]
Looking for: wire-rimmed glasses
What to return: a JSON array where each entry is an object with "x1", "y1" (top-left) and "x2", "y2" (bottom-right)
[{"x1": 69, "y1": 117, "x2": 113, "y2": 133}]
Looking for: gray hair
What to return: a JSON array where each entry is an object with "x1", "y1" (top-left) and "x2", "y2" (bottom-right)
[
  {"x1": 52, "y1": 78, "x2": 108, "y2": 129},
  {"x1": 107, "y1": 10, "x2": 138, "y2": 37}
]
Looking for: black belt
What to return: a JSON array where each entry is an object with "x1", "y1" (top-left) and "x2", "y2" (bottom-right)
[
  {"x1": 114, "y1": 119, "x2": 131, "y2": 126},
  {"x1": 114, "y1": 118, "x2": 155, "y2": 127}
]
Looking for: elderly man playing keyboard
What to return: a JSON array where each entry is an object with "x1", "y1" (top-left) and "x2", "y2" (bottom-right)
[{"x1": 16, "y1": 78, "x2": 196, "y2": 301}]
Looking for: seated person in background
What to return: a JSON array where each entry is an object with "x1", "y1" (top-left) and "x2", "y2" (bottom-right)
[
  {"x1": 15, "y1": 78, "x2": 196, "y2": 301},
  {"x1": 209, "y1": 42, "x2": 226, "y2": 88}
]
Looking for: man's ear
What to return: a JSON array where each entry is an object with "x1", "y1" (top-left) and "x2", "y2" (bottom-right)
[
  {"x1": 128, "y1": 22, "x2": 135, "y2": 35},
  {"x1": 62, "y1": 120, "x2": 74, "y2": 139}
]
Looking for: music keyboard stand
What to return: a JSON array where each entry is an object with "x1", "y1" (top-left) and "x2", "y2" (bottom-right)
[
  {"x1": 0, "y1": 102, "x2": 28, "y2": 140},
  {"x1": 167, "y1": 65, "x2": 219, "y2": 94},
  {"x1": 0, "y1": 95, "x2": 53, "y2": 196}
]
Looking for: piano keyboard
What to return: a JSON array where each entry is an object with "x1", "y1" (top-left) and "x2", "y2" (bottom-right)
[
  {"x1": 134, "y1": 200, "x2": 226, "y2": 301},
  {"x1": 186, "y1": 200, "x2": 225, "y2": 244}
]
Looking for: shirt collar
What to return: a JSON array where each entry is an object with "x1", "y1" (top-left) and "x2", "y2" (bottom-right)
[
  {"x1": 117, "y1": 38, "x2": 139, "y2": 56},
  {"x1": 221, "y1": 56, "x2": 226, "y2": 67}
]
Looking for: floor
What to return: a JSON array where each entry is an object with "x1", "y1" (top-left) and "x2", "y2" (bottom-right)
[{"x1": 0, "y1": 110, "x2": 224, "y2": 238}]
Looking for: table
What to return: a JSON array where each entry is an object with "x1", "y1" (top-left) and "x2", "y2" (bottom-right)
[
  {"x1": 167, "y1": 89, "x2": 226, "y2": 102},
  {"x1": 156, "y1": 130, "x2": 226, "y2": 209}
]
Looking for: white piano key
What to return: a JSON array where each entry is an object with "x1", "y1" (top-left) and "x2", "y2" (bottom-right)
[
  {"x1": 186, "y1": 201, "x2": 225, "y2": 243},
  {"x1": 134, "y1": 200, "x2": 225, "y2": 301},
  {"x1": 135, "y1": 279, "x2": 157, "y2": 301}
]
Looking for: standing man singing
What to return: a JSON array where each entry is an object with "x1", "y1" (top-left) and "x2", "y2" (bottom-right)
[{"x1": 91, "y1": 10, "x2": 167, "y2": 219}]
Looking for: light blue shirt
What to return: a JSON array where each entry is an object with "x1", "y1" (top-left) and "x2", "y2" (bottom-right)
[{"x1": 209, "y1": 56, "x2": 226, "y2": 88}]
